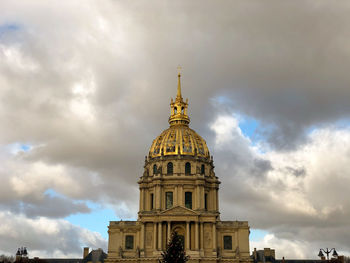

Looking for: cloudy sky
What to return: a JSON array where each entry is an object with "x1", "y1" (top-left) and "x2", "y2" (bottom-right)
[{"x1": 1, "y1": 0, "x2": 350, "y2": 259}]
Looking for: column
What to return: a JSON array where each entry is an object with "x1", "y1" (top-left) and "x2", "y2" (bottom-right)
[
  {"x1": 200, "y1": 222, "x2": 204, "y2": 250},
  {"x1": 174, "y1": 186, "x2": 178, "y2": 206},
  {"x1": 196, "y1": 186, "x2": 200, "y2": 209},
  {"x1": 216, "y1": 188, "x2": 219, "y2": 211},
  {"x1": 186, "y1": 222, "x2": 190, "y2": 250},
  {"x1": 153, "y1": 223, "x2": 157, "y2": 250},
  {"x1": 213, "y1": 189, "x2": 217, "y2": 211},
  {"x1": 137, "y1": 229, "x2": 140, "y2": 252},
  {"x1": 158, "y1": 222, "x2": 162, "y2": 250},
  {"x1": 121, "y1": 231, "x2": 124, "y2": 251},
  {"x1": 179, "y1": 186, "x2": 183, "y2": 206},
  {"x1": 200, "y1": 186, "x2": 204, "y2": 209},
  {"x1": 140, "y1": 223, "x2": 145, "y2": 250},
  {"x1": 212, "y1": 223, "x2": 216, "y2": 251},
  {"x1": 156, "y1": 185, "x2": 161, "y2": 209},
  {"x1": 139, "y1": 189, "x2": 144, "y2": 211},
  {"x1": 195, "y1": 222, "x2": 199, "y2": 250},
  {"x1": 235, "y1": 230, "x2": 238, "y2": 249},
  {"x1": 167, "y1": 221, "x2": 171, "y2": 242},
  {"x1": 143, "y1": 188, "x2": 146, "y2": 210}
]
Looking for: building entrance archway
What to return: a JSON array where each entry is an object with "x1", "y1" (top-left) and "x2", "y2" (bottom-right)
[{"x1": 172, "y1": 225, "x2": 185, "y2": 248}]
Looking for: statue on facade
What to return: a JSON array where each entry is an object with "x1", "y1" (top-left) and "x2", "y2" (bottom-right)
[{"x1": 119, "y1": 246, "x2": 123, "y2": 258}]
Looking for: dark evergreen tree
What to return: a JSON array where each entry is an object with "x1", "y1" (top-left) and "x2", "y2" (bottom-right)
[{"x1": 160, "y1": 232, "x2": 189, "y2": 263}]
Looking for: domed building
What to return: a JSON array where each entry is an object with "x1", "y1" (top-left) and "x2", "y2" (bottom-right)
[{"x1": 106, "y1": 73, "x2": 251, "y2": 263}]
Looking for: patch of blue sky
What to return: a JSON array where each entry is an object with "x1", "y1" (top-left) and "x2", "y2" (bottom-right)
[
  {"x1": 212, "y1": 95, "x2": 261, "y2": 141},
  {"x1": 306, "y1": 118, "x2": 350, "y2": 135},
  {"x1": 238, "y1": 117, "x2": 259, "y2": 140},
  {"x1": 333, "y1": 118, "x2": 350, "y2": 129},
  {"x1": 44, "y1": 188, "x2": 65, "y2": 198},
  {"x1": 44, "y1": 189, "x2": 117, "y2": 239},
  {"x1": 20, "y1": 144, "x2": 31, "y2": 151},
  {"x1": 214, "y1": 95, "x2": 232, "y2": 105},
  {"x1": 0, "y1": 23, "x2": 21, "y2": 36},
  {"x1": 6, "y1": 142, "x2": 32, "y2": 155},
  {"x1": 65, "y1": 201, "x2": 118, "y2": 239},
  {"x1": 250, "y1": 229, "x2": 269, "y2": 242}
]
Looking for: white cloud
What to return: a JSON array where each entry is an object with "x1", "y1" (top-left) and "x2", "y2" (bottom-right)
[
  {"x1": 251, "y1": 233, "x2": 311, "y2": 259},
  {"x1": 0, "y1": 211, "x2": 107, "y2": 258},
  {"x1": 212, "y1": 114, "x2": 350, "y2": 257}
]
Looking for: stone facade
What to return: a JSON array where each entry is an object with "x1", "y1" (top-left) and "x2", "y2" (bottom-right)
[{"x1": 106, "y1": 73, "x2": 251, "y2": 263}]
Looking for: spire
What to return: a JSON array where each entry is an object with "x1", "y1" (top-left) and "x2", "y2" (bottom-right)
[
  {"x1": 169, "y1": 68, "x2": 190, "y2": 126},
  {"x1": 176, "y1": 66, "x2": 183, "y2": 101}
]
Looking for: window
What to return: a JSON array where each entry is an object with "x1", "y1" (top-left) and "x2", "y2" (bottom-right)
[
  {"x1": 201, "y1": 164, "x2": 205, "y2": 175},
  {"x1": 166, "y1": 192, "x2": 173, "y2": 209},
  {"x1": 174, "y1": 107, "x2": 177, "y2": 114},
  {"x1": 223, "y1": 236, "x2": 232, "y2": 250},
  {"x1": 185, "y1": 192, "x2": 192, "y2": 209},
  {"x1": 185, "y1": 162, "x2": 191, "y2": 175},
  {"x1": 204, "y1": 193, "x2": 208, "y2": 210},
  {"x1": 181, "y1": 107, "x2": 184, "y2": 114},
  {"x1": 153, "y1": 164, "x2": 157, "y2": 174},
  {"x1": 125, "y1": 235, "x2": 134, "y2": 250},
  {"x1": 150, "y1": 194, "x2": 154, "y2": 210},
  {"x1": 167, "y1": 162, "x2": 173, "y2": 175}
]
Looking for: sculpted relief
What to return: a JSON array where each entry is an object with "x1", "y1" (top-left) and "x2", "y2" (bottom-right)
[
  {"x1": 204, "y1": 231, "x2": 212, "y2": 248},
  {"x1": 146, "y1": 231, "x2": 153, "y2": 248}
]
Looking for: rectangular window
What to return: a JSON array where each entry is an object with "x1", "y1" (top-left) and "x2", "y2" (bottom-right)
[
  {"x1": 223, "y1": 235, "x2": 232, "y2": 250},
  {"x1": 125, "y1": 235, "x2": 134, "y2": 250},
  {"x1": 150, "y1": 194, "x2": 154, "y2": 210},
  {"x1": 166, "y1": 192, "x2": 173, "y2": 209},
  {"x1": 185, "y1": 192, "x2": 192, "y2": 209},
  {"x1": 204, "y1": 193, "x2": 208, "y2": 210}
]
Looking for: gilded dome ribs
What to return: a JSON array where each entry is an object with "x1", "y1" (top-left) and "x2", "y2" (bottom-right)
[{"x1": 149, "y1": 127, "x2": 210, "y2": 159}]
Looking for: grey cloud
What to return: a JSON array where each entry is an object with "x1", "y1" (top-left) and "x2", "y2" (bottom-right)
[
  {"x1": 21, "y1": 195, "x2": 90, "y2": 219},
  {"x1": 1, "y1": 0, "x2": 350, "y2": 258},
  {"x1": 0, "y1": 196, "x2": 90, "y2": 219},
  {"x1": 285, "y1": 167, "x2": 306, "y2": 177}
]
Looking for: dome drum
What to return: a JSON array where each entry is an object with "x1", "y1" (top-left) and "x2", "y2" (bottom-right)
[{"x1": 143, "y1": 158, "x2": 215, "y2": 178}]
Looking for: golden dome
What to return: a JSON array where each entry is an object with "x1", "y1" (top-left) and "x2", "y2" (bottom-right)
[
  {"x1": 149, "y1": 72, "x2": 210, "y2": 159},
  {"x1": 149, "y1": 125, "x2": 210, "y2": 158}
]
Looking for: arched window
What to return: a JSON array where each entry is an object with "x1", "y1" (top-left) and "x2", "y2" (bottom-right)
[
  {"x1": 201, "y1": 164, "x2": 205, "y2": 175},
  {"x1": 174, "y1": 107, "x2": 177, "y2": 114},
  {"x1": 185, "y1": 162, "x2": 191, "y2": 175},
  {"x1": 181, "y1": 107, "x2": 184, "y2": 114},
  {"x1": 167, "y1": 162, "x2": 173, "y2": 175},
  {"x1": 153, "y1": 164, "x2": 157, "y2": 174}
]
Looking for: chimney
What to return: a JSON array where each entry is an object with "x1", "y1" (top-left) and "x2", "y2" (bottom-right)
[{"x1": 83, "y1": 247, "x2": 89, "y2": 258}]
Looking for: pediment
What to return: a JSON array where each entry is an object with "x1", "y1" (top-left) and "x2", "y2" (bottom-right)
[{"x1": 160, "y1": 206, "x2": 199, "y2": 216}]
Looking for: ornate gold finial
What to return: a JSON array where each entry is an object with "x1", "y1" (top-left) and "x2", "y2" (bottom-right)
[
  {"x1": 177, "y1": 65, "x2": 182, "y2": 101},
  {"x1": 169, "y1": 68, "x2": 190, "y2": 126}
]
